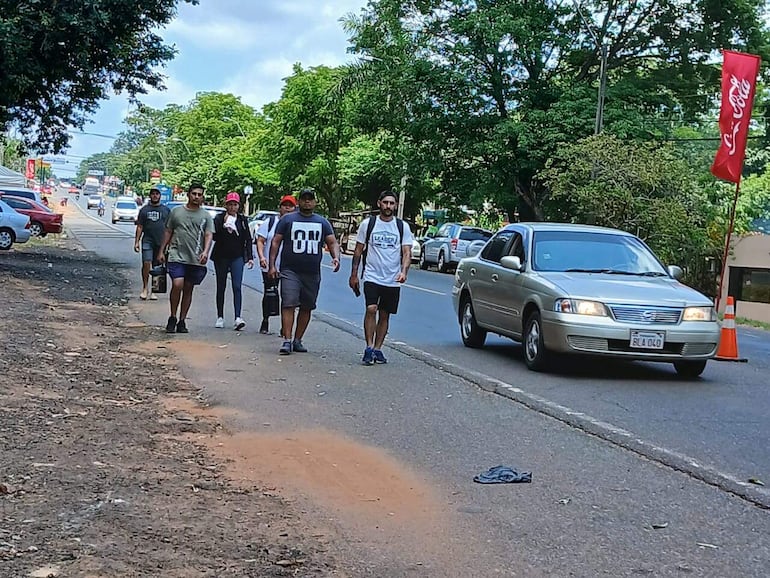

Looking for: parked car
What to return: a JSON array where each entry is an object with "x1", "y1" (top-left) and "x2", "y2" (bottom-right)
[
  {"x1": 87, "y1": 194, "x2": 103, "y2": 209},
  {"x1": 111, "y1": 200, "x2": 139, "y2": 224},
  {"x1": 0, "y1": 195, "x2": 63, "y2": 237},
  {"x1": 0, "y1": 199, "x2": 32, "y2": 250},
  {"x1": 204, "y1": 205, "x2": 226, "y2": 220},
  {"x1": 248, "y1": 210, "x2": 279, "y2": 238},
  {"x1": 452, "y1": 223, "x2": 720, "y2": 377},
  {"x1": 0, "y1": 187, "x2": 45, "y2": 206},
  {"x1": 411, "y1": 238, "x2": 426, "y2": 263},
  {"x1": 420, "y1": 223, "x2": 493, "y2": 272}
]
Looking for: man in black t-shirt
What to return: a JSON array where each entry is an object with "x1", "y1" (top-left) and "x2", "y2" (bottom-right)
[
  {"x1": 134, "y1": 187, "x2": 171, "y2": 300},
  {"x1": 268, "y1": 188, "x2": 340, "y2": 354}
]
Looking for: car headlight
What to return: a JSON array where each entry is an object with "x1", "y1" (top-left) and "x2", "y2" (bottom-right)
[
  {"x1": 554, "y1": 299, "x2": 607, "y2": 316},
  {"x1": 682, "y1": 306, "x2": 715, "y2": 322}
]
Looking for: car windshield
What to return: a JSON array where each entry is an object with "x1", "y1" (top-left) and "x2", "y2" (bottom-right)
[
  {"x1": 116, "y1": 202, "x2": 135, "y2": 209},
  {"x1": 89, "y1": 195, "x2": 101, "y2": 200},
  {"x1": 532, "y1": 230, "x2": 668, "y2": 276}
]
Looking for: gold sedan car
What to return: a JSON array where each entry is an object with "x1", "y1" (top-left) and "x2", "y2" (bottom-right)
[{"x1": 452, "y1": 223, "x2": 720, "y2": 378}]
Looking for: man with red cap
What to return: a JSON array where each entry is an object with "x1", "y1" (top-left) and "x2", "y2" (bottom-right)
[{"x1": 255, "y1": 194, "x2": 296, "y2": 334}]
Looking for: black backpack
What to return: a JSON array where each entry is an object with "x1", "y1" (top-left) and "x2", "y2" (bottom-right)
[{"x1": 362, "y1": 216, "x2": 404, "y2": 273}]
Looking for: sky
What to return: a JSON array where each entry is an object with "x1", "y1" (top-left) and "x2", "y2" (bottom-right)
[{"x1": 53, "y1": 0, "x2": 368, "y2": 177}]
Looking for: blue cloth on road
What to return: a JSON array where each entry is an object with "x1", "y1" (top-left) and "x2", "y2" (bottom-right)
[{"x1": 474, "y1": 465, "x2": 532, "y2": 484}]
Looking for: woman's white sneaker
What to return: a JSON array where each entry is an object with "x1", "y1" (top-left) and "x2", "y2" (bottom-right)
[
  {"x1": 215, "y1": 317, "x2": 225, "y2": 328},
  {"x1": 234, "y1": 317, "x2": 246, "y2": 331}
]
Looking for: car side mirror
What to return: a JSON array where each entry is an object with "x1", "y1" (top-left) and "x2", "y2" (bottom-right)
[
  {"x1": 466, "y1": 240, "x2": 486, "y2": 258},
  {"x1": 500, "y1": 256, "x2": 522, "y2": 271},
  {"x1": 667, "y1": 265, "x2": 683, "y2": 280}
]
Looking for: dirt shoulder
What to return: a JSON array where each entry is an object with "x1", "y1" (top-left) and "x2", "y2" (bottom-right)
[{"x1": 0, "y1": 238, "x2": 358, "y2": 577}]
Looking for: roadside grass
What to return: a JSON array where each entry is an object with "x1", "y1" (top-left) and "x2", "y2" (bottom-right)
[{"x1": 735, "y1": 316, "x2": 770, "y2": 332}]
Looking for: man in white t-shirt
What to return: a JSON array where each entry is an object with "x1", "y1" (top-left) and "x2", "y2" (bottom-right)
[
  {"x1": 255, "y1": 194, "x2": 296, "y2": 334},
  {"x1": 349, "y1": 191, "x2": 414, "y2": 365}
]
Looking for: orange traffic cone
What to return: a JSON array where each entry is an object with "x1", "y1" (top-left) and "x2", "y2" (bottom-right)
[{"x1": 715, "y1": 296, "x2": 748, "y2": 362}]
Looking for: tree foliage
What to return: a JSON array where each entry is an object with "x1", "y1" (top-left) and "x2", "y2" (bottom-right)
[{"x1": 0, "y1": 0, "x2": 198, "y2": 152}]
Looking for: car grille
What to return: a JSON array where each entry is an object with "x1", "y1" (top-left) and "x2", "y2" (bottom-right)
[
  {"x1": 609, "y1": 306, "x2": 682, "y2": 324},
  {"x1": 567, "y1": 336, "x2": 609, "y2": 351},
  {"x1": 680, "y1": 342, "x2": 717, "y2": 356}
]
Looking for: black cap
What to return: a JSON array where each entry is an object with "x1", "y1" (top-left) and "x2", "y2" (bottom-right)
[
  {"x1": 298, "y1": 188, "x2": 315, "y2": 199},
  {"x1": 149, "y1": 186, "x2": 161, "y2": 193},
  {"x1": 378, "y1": 190, "x2": 398, "y2": 201}
]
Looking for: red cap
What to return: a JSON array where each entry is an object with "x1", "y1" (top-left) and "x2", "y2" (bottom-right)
[
  {"x1": 225, "y1": 192, "x2": 240, "y2": 204},
  {"x1": 279, "y1": 194, "x2": 296, "y2": 206}
]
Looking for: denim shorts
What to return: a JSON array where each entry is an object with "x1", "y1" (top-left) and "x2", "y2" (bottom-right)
[
  {"x1": 166, "y1": 262, "x2": 208, "y2": 285},
  {"x1": 141, "y1": 240, "x2": 160, "y2": 264},
  {"x1": 280, "y1": 269, "x2": 320, "y2": 310}
]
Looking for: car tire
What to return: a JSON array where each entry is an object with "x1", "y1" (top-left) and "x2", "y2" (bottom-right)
[
  {"x1": 419, "y1": 249, "x2": 429, "y2": 270},
  {"x1": 673, "y1": 360, "x2": 707, "y2": 378},
  {"x1": 523, "y1": 310, "x2": 549, "y2": 371},
  {"x1": 460, "y1": 297, "x2": 487, "y2": 348},
  {"x1": 111, "y1": 219, "x2": 116, "y2": 224},
  {"x1": 0, "y1": 228, "x2": 14, "y2": 250},
  {"x1": 438, "y1": 250, "x2": 448, "y2": 273},
  {"x1": 29, "y1": 221, "x2": 44, "y2": 237}
]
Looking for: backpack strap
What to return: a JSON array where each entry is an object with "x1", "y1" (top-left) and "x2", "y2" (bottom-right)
[
  {"x1": 362, "y1": 216, "x2": 404, "y2": 273},
  {"x1": 267, "y1": 215, "x2": 276, "y2": 232}
]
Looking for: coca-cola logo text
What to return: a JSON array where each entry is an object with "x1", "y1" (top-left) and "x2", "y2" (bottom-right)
[{"x1": 722, "y1": 75, "x2": 752, "y2": 156}]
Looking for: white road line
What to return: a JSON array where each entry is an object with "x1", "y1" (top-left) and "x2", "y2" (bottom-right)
[{"x1": 403, "y1": 283, "x2": 445, "y2": 295}]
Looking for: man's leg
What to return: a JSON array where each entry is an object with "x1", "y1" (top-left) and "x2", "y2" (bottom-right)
[
  {"x1": 179, "y1": 280, "x2": 195, "y2": 322},
  {"x1": 281, "y1": 307, "x2": 295, "y2": 339},
  {"x1": 294, "y1": 308, "x2": 312, "y2": 341},
  {"x1": 169, "y1": 277, "x2": 184, "y2": 318},
  {"x1": 141, "y1": 260, "x2": 151, "y2": 297},
  {"x1": 364, "y1": 304, "x2": 378, "y2": 347},
  {"x1": 373, "y1": 310, "x2": 391, "y2": 350}
]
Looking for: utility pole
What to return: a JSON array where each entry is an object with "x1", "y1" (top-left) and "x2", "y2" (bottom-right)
[{"x1": 572, "y1": 0, "x2": 608, "y2": 134}]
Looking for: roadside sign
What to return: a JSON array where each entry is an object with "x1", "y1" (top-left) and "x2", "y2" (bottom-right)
[
  {"x1": 243, "y1": 185, "x2": 253, "y2": 196},
  {"x1": 154, "y1": 183, "x2": 172, "y2": 203},
  {"x1": 87, "y1": 169, "x2": 105, "y2": 176},
  {"x1": 25, "y1": 159, "x2": 35, "y2": 179}
]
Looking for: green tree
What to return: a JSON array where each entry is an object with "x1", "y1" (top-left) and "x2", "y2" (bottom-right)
[{"x1": 0, "y1": 0, "x2": 198, "y2": 152}]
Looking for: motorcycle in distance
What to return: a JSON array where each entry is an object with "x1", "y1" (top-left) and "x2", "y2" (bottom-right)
[{"x1": 97, "y1": 204, "x2": 105, "y2": 217}]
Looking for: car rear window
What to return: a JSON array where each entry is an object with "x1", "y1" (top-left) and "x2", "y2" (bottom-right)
[
  {"x1": 116, "y1": 202, "x2": 135, "y2": 209},
  {"x1": 459, "y1": 228, "x2": 493, "y2": 241}
]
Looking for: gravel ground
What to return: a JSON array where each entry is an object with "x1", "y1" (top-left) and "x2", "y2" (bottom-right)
[{"x1": 0, "y1": 238, "x2": 353, "y2": 577}]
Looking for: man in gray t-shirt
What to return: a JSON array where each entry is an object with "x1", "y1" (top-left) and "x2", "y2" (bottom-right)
[
  {"x1": 134, "y1": 186, "x2": 171, "y2": 300},
  {"x1": 268, "y1": 188, "x2": 340, "y2": 355},
  {"x1": 158, "y1": 184, "x2": 214, "y2": 334}
]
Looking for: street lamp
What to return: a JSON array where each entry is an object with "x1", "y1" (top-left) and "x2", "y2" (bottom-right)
[
  {"x1": 222, "y1": 116, "x2": 246, "y2": 138},
  {"x1": 170, "y1": 136, "x2": 191, "y2": 155},
  {"x1": 571, "y1": 0, "x2": 609, "y2": 134}
]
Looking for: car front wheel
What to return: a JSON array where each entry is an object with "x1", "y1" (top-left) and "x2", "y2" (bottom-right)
[
  {"x1": 0, "y1": 228, "x2": 14, "y2": 250},
  {"x1": 673, "y1": 360, "x2": 707, "y2": 378},
  {"x1": 460, "y1": 298, "x2": 487, "y2": 348},
  {"x1": 523, "y1": 311, "x2": 549, "y2": 371},
  {"x1": 438, "y1": 251, "x2": 448, "y2": 273},
  {"x1": 419, "y1": 249, "x2": 429, "y2": 270}
]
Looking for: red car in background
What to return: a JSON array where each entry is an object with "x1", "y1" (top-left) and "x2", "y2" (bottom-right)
[{"x1": 1, "y1": 195, "x2": 63, "y2": 237}]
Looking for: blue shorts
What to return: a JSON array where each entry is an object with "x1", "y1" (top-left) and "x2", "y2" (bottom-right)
[
  {"x1": 167, "y1": 262, "x2": 207, "y2": 285},
  {"x1": 141, "y1": 240, "x2": 160, "y2": 264}
]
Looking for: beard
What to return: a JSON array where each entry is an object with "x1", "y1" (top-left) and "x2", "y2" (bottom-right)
[{"x1": 381, "y1": 208, "x2": 393, "y2": 217}]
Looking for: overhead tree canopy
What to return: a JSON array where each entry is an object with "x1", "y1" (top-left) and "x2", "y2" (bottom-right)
[{"x1": 0, "y1": 0, "x2": 198, "y2": 153}]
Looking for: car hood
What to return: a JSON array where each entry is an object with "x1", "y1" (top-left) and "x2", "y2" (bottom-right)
[{"x1": 537, "y1": 272, "x2": 712, "y2": 307}]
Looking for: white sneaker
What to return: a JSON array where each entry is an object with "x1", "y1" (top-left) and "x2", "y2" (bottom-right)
[
  {"x1": 234, "y1": 317, "x2": 246, "y2": 331},
  {"x1": 215, "y1": 317, "x2": 224, "y2": 328}
]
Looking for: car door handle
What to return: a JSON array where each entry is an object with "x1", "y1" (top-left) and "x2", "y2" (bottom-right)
[
  {"x1": 470, "y1": 268, "x2": 476, "y2": 276},
  {"x1": 491, "y1": 274, "x2": 499, "y2": 282}
]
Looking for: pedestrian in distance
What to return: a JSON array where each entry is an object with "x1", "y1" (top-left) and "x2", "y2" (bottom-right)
[
  {"x1": 211, "y1": 192, "x2": 254, "y2": 330},
  {"x1": 268, "y1": 188, "x2": 340, "y2": 355},
  {"x1": 134, "y1": 186, "x2": 171, "y2": 301},
  {"x1": 255, "y1": 194, "x2": 297, "y2": 334},
  {"x1": 349, "y1": 191, "x2": 414, "y2": 365},
  {"x1": 157, "y1": 183, "x2": 214, "y2": 334}
]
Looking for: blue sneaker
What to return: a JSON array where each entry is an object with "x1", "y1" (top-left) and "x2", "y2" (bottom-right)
[
  {"x1": 362, "y1": 346, "x2": 374, "y2": 366},
  {"x1": 279, "y1": 340, "x2": 292, "y2": 355},
  {"x1": 373, "y1": 349, "x2": 387, "y2": 364}
]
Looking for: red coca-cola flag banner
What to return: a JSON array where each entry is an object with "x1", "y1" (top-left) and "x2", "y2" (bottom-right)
[
  {"x1": 25, "y1": 158, "x2": 36, "y2": 180},
  {"x1": 711, "y1": 50, "x2": 762, "y2": 183}
]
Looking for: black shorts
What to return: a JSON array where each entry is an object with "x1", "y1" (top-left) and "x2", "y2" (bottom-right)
[{"x1": 364, "y1": 282, "x2": 400, "y2": 314}]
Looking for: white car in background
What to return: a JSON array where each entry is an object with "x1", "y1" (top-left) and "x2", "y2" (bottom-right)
[
  {"x1": 0, "y1": 199, "x2": 32, "y2": 250},
  {"x1": 248, "y1": 210, "x2": 279, "y2": 238},
  {"x1": 111, "y1": 199, "x2": 139, "y2": 224}
]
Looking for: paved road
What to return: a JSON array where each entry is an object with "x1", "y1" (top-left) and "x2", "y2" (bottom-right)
[{"x1": 65, "y1": 192, "x2": 770, "y2": 505}]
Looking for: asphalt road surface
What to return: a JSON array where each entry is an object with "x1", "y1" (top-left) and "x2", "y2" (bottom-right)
[{"x1": 67, "y1": 192, "x2": 769, "y2": 503}]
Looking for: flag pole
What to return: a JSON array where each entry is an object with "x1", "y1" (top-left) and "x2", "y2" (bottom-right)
[{"x1": 716, "y1": 181, "x2": 741, "y2": 313}]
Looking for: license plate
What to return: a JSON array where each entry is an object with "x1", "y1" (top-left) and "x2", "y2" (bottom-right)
[{"x1": 630, "y1": 331, "x2": 665, "y2": 349}]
